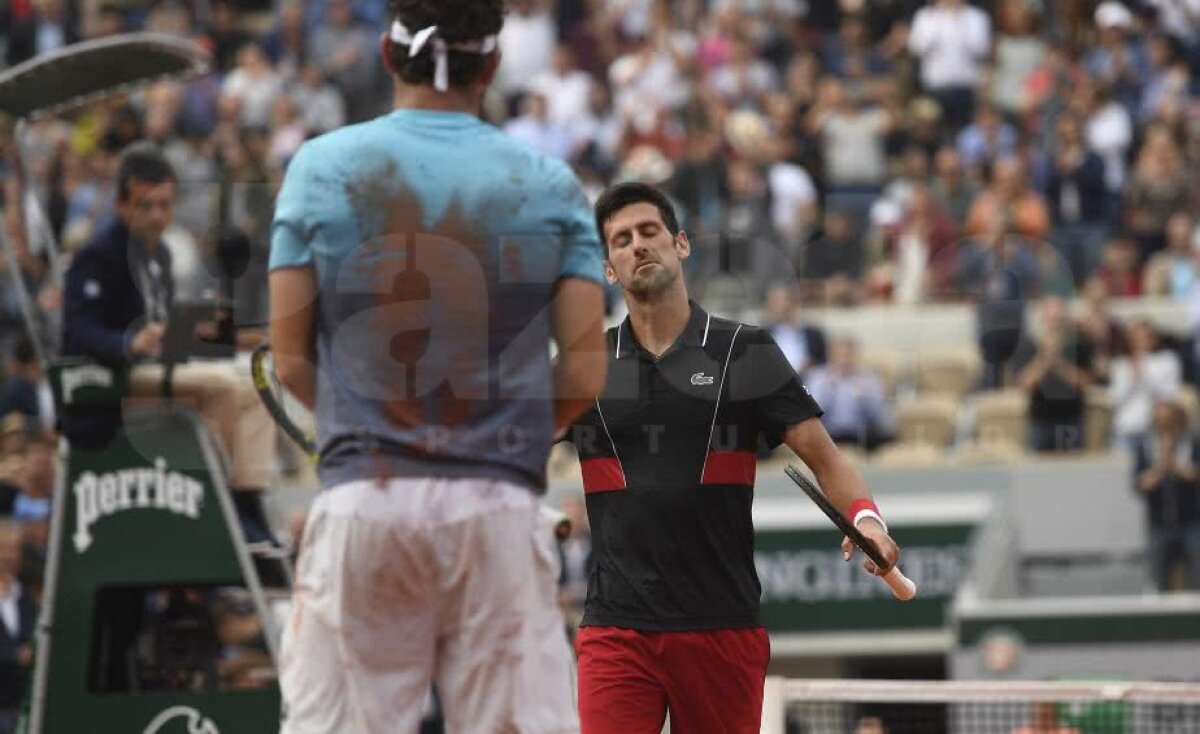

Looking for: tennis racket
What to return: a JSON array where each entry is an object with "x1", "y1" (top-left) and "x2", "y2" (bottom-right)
[
  {"x1": 250, "y1": 342, "x2": 317, "y2": 456},
  {"x1": 785, "y1": 464, "x2": 917, "y2": 601}
]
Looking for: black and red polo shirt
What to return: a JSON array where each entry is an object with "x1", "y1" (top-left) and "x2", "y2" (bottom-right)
[{"x1": 566, "y1": 301, "x2": 822, "y2": 631}]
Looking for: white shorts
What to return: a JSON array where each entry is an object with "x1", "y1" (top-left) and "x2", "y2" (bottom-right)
[{"x1": 279, "y1": 477, "x2": 578, "y2": 734}]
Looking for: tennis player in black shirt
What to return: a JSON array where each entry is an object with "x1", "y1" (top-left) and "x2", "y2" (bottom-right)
[{"x1": 566, "y1": 183, "x2": 902, "y2": 733}]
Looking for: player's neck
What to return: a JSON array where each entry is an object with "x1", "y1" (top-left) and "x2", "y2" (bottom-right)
[
  {"x1": 626, "y1": 286, "x2": 692, "y2": 358},
  {"x1": 393, "y1": 81, "x2": 482, "y2": 116}
]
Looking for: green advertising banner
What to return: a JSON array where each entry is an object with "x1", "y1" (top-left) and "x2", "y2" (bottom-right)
[
  {"x1": 29, "y1": 408, "x2": 280, "y2": 734},
  {"x1": 755, "y1": 523, "x2": 976, "y2": 634}
]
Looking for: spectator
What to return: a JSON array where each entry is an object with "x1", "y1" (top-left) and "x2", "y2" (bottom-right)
[
  {"x1": 302, "y1": 0, "x2": 389, "y2": 30},
  {"x1": 766, "y1": 136, "x2": 819, "y2": 249},
  {"x1": 1134, "y1": 399, "x2": 1200, "y2": 592},
  {"x1": 929, "y1": 145, "x2": 979, "y2": 225},
  {"x1": 966, "y1": 157, "x2": 1051, "y2": 244},
  {"x1": 821, "y1": 12, "x2": 888, "y2": 80},
  {"x1": 805, "y1": 337, "x2": 891, "y2": 451},
  {"x1": 1094, "y1": 236, "x2": 1143, "y2": 298},
  {"x1": 1124, "y1": 126, "x2": 1192, "y2": 262},
  {"x1": 894, "y1": 96, "x2": 945, "y2": 161},
  {"x1": 162, "y1": 128, "x2": 219, "y2": 243},
  {"x1": 762, "y1": 284, "x2": 827, "y2": 378},
  {"x1": 568, "y1": 81, "x2": 623, "y2": 171},
  {"x1": 1076, "y1": 277, "x2": 1126, "y2": 385},
  {"x1": 9, "y1": 436, "x2": 52, "y2": 527},
  {"x1": 880, "y1": 145, "x2": 931, "y2": 216},
  {"x1": 4, "y1": 0, "x2": 78, "y2": 67},
  {"x1": 221, "y1": 43, "x2": 284, "y2": 130},
  {"x1": 1086, "y1": 1, "x2": 1150, "y2": 115},
  {"x1": 261, "y1": 0, "x2": 308, "y2": 83},
  {"x1": 718, "y1": 159, "x2": 782, "y2": 294},
  {"x1": 1143, "y1": 212, "x2": 1199, "y2": 299},
  {"x1": 531, "y1": 44, "x2": 594, "y2": 131},
  {"x1": 707, "y1": 34, "x2": 779, "y2": 107},
  {"x1": 1023, "y1": 44, "x2": 1086, "y2": 125},
  {"x1": 496, "y1": 0, "x2": 557, "y2": 103},
  {"x1": 310, "y1": 0, "x2": 379, "y2": 122},
  {"x1": 268, "y1": 96, "x2": 306, "y2": 170},
  {"x1": 1111, "y1": 320, "x2": 1183, "y2": 451},
  {"x1": 907, "y1": 0, "x2": 991, "y2": 130},
  {"x1": 504, "y1": 92, "x2": 574, "y2": 161},
  {"x1": 875, "y1": 184, "x2": 958, "y2": 304},
  {"x1": 203, "y1": 0, "x2": 251, "y2": 73},
  {"x1": 1074, "y1": 81, "x2": 1133, "y2": 207},
  {"x1": 176, "y1": 68, "x2": 223, "y2": 139},
  {"x1": 1143, "y1": 0, "x2": 1200, "y2": 56},
  {"x1": 1141, "y1": 33, "x2": 1190, "y2": 122},
  {"x1": 607, "y1": 21, "x2": 692, "y2": 130},
  {"x1": 0, "y1": 521, "x2": 35, "y2": 734},
  {"x1": 1016, "y1": 296, "x2": 1094, "y2": 453},
  {"x1": 802, "y1": 209, "x2": 867, "y2": 306},
  {"x1": 809, "y1": 80, "x2": 892, "y2": 221},
  {"x1": 667, "y1": 127, "x2": 727, "y2": 246},
  {"x1": 990, "y1": 0, "x2": 1046, "y2": 117},
  {"x1": 1044, "y1": 112, "x2": 1110, "y2": 284},
  {"x1": 956, "y1": 103, "x2": 1018, "y2": 174},
  {"x1": 289, "y1": 64, "x2": 347, "y2": 136},
  {"x1": 557, "y1": 497, "x2": 591, "y2": 638},
  {"x1": 0, "y1": 338, "x2": 45, "y2": 430},
  {"x1": 958, "y1": 223, "x2": 1042, "y2": 388}
]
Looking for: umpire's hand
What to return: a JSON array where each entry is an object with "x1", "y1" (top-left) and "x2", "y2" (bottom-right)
[{"x1": 842, "y1": 519, "x2": 901, "y2": 576}]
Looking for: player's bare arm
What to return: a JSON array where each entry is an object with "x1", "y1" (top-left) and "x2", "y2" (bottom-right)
[
  {"x1": 783, "y1": 417, "x2": 901, "y2": 576},
  {"x1": 551, "y1": 277, "x2": 608, "y2": 432},
  {"x1": 268, "y1": 266, "x2": 317, "y2": 410}
]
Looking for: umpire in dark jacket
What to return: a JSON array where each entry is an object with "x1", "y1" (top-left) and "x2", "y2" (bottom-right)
[
  {"x1": 1134, "y1": 399, "x2": 1200, "y2": 592},
  {"x1": 60, "y1": 144, "x2": 279, "y2": 553},
  {"x1": 60, "y1": 144, "x2": 175, "y2": 449}
]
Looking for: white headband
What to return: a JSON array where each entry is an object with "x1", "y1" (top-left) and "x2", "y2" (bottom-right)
[{"x1": 390, "y1": 21, "x2": 498, "y2": 92}]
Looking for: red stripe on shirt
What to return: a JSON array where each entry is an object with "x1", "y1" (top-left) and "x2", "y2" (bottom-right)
[
  {"x1": 581, "y1": 457, "x2": 626, "y2": 493},
  {"x1": 701, "y1": 451, "x2": 756, "y2": 486}
]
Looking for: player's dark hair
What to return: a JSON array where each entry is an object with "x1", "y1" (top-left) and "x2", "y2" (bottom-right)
[
  {"x1": 387, "y1": 0, "x2": 504, "y2": 89},
  {"x1": 116, "y1": 143, "x2": 176, "y2": 201},
  {"x1": 594, "y1": 182, "x2": 681, "y2": 248}
]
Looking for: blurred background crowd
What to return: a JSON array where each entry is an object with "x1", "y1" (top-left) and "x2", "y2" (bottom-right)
[{"x1": 2, "y1": 0, "x2": 1200, "y2": 723}]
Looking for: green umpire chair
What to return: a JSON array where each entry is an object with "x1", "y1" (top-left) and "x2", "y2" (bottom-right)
[{"x1": 22, "y1": 359, "x2": 282, "y2": 734}]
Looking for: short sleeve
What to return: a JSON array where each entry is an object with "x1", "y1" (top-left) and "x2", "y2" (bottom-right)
[
  {"x1": 731, "y1": 328, "x2": 823, "y2": 448},
  {"x1": 552, "y1": 162, "x2": 605, "y2": 285},
  {"x1": 269, "y1": 145, "x2": 316, "y2": 270}
]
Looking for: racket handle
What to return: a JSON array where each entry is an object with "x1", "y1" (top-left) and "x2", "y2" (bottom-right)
[{"x1": 883, "y1": 566, "x2": 917, "y2": 601}]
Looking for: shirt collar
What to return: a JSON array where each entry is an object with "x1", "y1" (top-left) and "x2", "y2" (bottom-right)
[{"x1": 615, "y1": 300, "x2": 712, "y2": 359}]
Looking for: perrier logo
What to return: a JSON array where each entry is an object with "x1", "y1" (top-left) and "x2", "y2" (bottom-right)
[{"x1": 73, "y1": 457, "x2": 204, "y2": 553}]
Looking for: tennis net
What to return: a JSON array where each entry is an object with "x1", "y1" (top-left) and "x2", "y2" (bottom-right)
[{"x1": 761, "y1": 678, "x2": 1200, "y2": 734}]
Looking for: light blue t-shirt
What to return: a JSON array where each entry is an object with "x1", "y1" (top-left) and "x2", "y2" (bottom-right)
[{"x1": 270, "y1": 109, "x2": 604, "y2": 491}]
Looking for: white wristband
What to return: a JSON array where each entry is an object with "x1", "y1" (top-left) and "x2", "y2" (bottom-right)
[{"x1": 853, "y1": 509, "x2": 887, "y2": 534}]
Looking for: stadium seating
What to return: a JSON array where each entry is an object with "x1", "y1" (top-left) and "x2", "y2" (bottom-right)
[
  {"x1": 915, "y1": 346, "x2": 982, "y2": 400},
  {"x1": 895, "y1": 395, "x2": 958, "y2": 447},
  {"x1": 870, "y1": 442, "x2": 946, "y2": 468},
  {"x1": 972, "y1": 389, "x2": 1028, "y2": 450}
]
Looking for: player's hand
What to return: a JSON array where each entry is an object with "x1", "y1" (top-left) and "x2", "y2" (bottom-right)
[
  {"x1": 841, "y1": 519, "x2": 900, "y2": 577},
  {"x1": 131, "y1": 322, "x2": 166, "y2": 358}
]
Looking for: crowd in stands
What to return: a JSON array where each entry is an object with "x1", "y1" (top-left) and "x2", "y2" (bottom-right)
[{"x1": 0, "y1": 0, "x2": 1198, "y2": 684}]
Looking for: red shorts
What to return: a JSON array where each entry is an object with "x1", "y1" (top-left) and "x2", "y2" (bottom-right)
[{"x1": 576, "y1": 625, "x2": 770, "y2": 734}]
